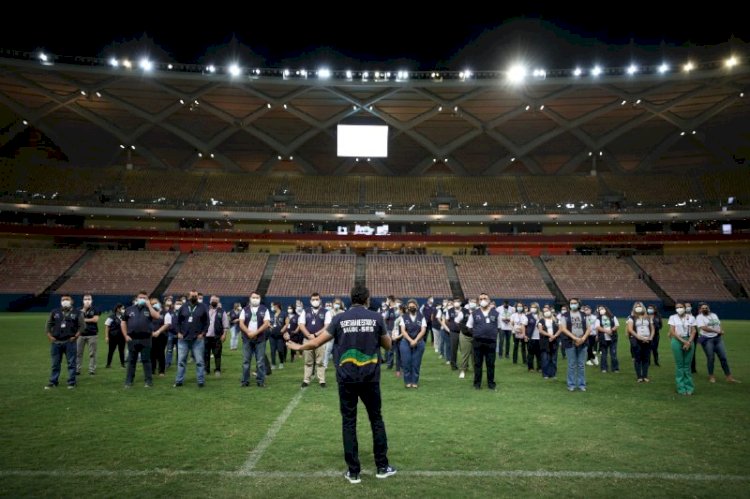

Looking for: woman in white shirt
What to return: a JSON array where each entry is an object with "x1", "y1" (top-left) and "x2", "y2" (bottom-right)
[
  {"x1": 695, "y1": 303, "x2": 739, "y2": 384},
  {"x1": 668, "y1": 303, "x2": 696, "y2": 395},
  {"x1": 511, "y1": 302, "x2": 528, "y2": 365},
  {"x1": 596, "y1": 306, "x2": 620, "y2": 373},
  {"x1": 626, "y1": 301, "x2": 654, "y2": 383}
]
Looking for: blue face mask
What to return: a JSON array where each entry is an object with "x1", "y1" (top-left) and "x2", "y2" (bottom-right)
[
  {"x1": 570, "y1": 304, "x2": 579, "y2": 311},
  {"x1": 137, "y1": 298, "x2": 147, "y2": 306},
  {"x1": 152, "y1": 303, "x2": 161, "y2": 311}
]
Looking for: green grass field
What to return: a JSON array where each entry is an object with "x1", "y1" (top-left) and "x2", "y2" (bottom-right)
[{"x1": 1, "y1": 313, "x2": 748, "y2": 498}]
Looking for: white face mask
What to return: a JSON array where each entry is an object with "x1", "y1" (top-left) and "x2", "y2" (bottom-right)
[
  {"x1": 599, "y1": 308, "x2": 606, "y2": 315},
  {"x1": 685, "y1": 306, "x2": 692, "y2": 313},
  {"x1": 137, "y1": 298, "x2": 147, "y2": 306},
  {"x1": 175, "y1": 304, "x2": 182, "y2": 311},
  {"x1": 647, "y1": 308, "x2": 654, "y2": 315},
  {"x1": 543, "y1": 311, "x2": 552, "y2": 318},
  {"x1": 296, "y1": 306, "x2": 303, "y2": 313},
  {"x1": 454, "y1": 302, "x2": 461, "y2": 308},
  {"x1": 250, "y1": 298, "x2": 260, "y2": 307},
  {"x1": 569, "y1": 304, "x2": 579, "y2": 311},
  {"x1": 634, "y1": 306, "x2": 644, "y2": 314},
  {"x1": 197, "y1": 297, "x2": 203, "y2": 303},
  {"x1": 333, "y1": 303, "x2": 341, "y2": 310},
  {"x1": 287, "y1": 309, "x2": 293, "y2": 314},
  {"x1": 152, "y1": 303, "x2": 161, "y2": 311},
  {"x1": 516, "y1": 306, "x2": 524, "y2": 312},
  {"x1": 676, "y1": 307, "x2": 685, "y2": 315},
  {"x1": 311, "y1": 300, "x2": 320, "y2": 308},
  {"x1": 61, "y1": 300, "x2": 71, "y2": 308},
  {"x1": 530, "y1": 307, "x2": 538, "y2": 314},
  {"x1": 479, "y1": 299, "x2": 489, "y2": 308}
]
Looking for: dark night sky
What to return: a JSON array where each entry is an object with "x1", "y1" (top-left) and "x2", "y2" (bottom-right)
[{"x1": 2, "y1": 4, "x2": 748, "y2": 69}]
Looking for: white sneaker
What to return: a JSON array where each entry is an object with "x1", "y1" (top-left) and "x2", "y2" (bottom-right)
[
  {"x1": 586, "y1": 360, "x2": 594, "y2": 366},
  {"x1": 593, "y1": 357, "x2": 600, "y2": 366},
  {"x1": 279, "y1": 363, "x2": 284, "y2": 369},
  {"x1": 445, "y1": 361, "x2": 451, "y2": 365},
  {"x1": 459, "y1": 371, "x2": 465, "y2": 379}
]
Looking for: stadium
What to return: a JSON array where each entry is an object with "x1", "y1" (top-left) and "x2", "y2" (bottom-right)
[{"x1": 0, "y1": 16, "x2": 749, "y2": 498}]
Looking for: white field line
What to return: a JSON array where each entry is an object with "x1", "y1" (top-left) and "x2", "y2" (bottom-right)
[
  {"x1": 239, "y1": 389, "x2": 305, "y2": 472},
  {"x1": 0, "y1": 469, "x2": 748, "y2": 481}
]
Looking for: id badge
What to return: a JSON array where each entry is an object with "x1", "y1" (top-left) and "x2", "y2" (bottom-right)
[
  {"x1": 188, "y1": 316, "x2": 194, "y2": 323},
  {"x1": 61, "y1": 323, "x2": 66, "y2": 328},
  {"x1": 311, "y1": 319, "x2": 316, "y2": 326},
  {"x1": 485, "y1": 317, "x2": 490, "y2": 324}
]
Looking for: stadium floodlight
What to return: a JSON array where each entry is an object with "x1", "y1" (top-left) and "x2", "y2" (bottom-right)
[
  {"x1": 318, "y1": 68, "x2": 332, "y2": 79},
  {"x1": 362, "y1": 71, "x2": 369, "y2": 79},
  {"x1": 300, "y1": 69, "x2": 308, "y2": 78},
  {"x1": 122, "y1": 59, "x2": 132, "y2": 69},
  {"x1": 591, "y1": 65, "x2": 602, "y2": 77},
  {"x1": 229, "y1": 63, "x2": 241, "y2": 77},
  {"x1": 573, "y1": 67, "x2": 582, "y2": 76},
  {"x1": 658, "y1": 63, "x2": 669, "y2": 74},
  {"x1": 109, "y1": 57, "x2": 119, "y2": 68},
  {"x1": 532, "y1": 68, "x2": 546, "y2": 78},
  {"x1": 167, "y1": 64, "x2": 173, "y2": 70},
  {"x1": 345, "y1": 70, "x2": 353, "y2": 79},
  {"x1": 22, "y1": 120, "x2": 28, "y2": 125},
  {"x1": 683, "y1": 61, "x2": 695, "y2": 72},
  {"x1": 627, "y1": 64, "x2": 638, "y2": 75},
  {"x1": 506, "y1": 64, "x2": 527, "y2": 84},
  {"x1": 525, "y1": 105, "x2": 530, "y2": 111},
  {"x1": 725, "y1": 56, "x2": 738, "y2": 68},
  {"x1": 139, "y1": 58, "x2": 153, "y2": 71},
  {"x1": 539, "y1": 104, "x2": 545, "y2": 110},
  {"x1": 207, "y1": 65, "x2": 216, "y2": 73},
  {"x1": 39, "y1": 52, "x2": 48, "y2": 62}
]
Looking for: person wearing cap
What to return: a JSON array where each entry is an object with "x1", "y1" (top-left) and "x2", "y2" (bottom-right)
[{"x1": 44, "y1": 295, "x2": 84, "y2": 389}]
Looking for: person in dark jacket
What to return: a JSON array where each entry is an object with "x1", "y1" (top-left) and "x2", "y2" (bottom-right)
[
  {"x1": 105, "y1": 303, "x2": 126, "y2": 368},
  {"x1": 174, "y1": 289, "x2": 209, "y2": 388},
  {"x1": 45, "y1": 295, "x2": 84, "y2": 389}
]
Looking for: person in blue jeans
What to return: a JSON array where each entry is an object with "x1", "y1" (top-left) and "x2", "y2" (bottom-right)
[
  {"x1": 695, "y1": 303, "x2": 740, "y2": 384},
  {"x1": 174, "y1": 290, "x2": 209, "y2": 388},
  {"x1": 596, "y1": 305, "x2": 620, "y2": 373},
  {"x1": 559, "y1": 298, "x2": 590, "y2": 392},
  {"x1": 45, "y1": 295, "x2": 84, "y2": 389},
  {"x1": 399, "y1": 299, "x2": 427, "y2": 388},
  {"x1": 239, "y1": 291, "x2": 271, "y2": 388},
  {"x1": 537, "y1": 304, "x2": 560, "y2": 379}
]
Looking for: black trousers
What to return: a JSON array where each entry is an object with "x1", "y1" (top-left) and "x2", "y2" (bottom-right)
[
  {"x1": 450, "y1": 331, "x2": 461, "y2": 369},
  {"x1": 204, "y1": 336, "x2": 223, "y2": 373},
  {"x1": 473, "y1": 339, "x2": 497, "y2": 388},
  {"x1": 651, "y1": 332, "x2": 661, "y2": 365},
  {"x1": 269, "y1": 335, "x2": 287, "y2": 365},
  {"x1": 126, "y1": 338, "x2": 152, "y2": 385},
  {"x1": 527, "y1": 339, "x2": 542, "y2": 371},
  {"x1": 150, "y1": 333, "x2": 167, "y2": 374},
  {"x1": 513, "y1": 337, "x2": 527, "y2": 364},
  {"x1": 107, "y1": 334, "x2": 125, "y2": 366},
  {"x1": 338, "y1": 382, "x2": 389, "y2": 474}
]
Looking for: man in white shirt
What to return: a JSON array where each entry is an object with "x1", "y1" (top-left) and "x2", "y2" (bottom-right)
[
  {"x1": 496, "y1": 301, "x2": 513, "y2": 360},
  {"x1": 298, "y1": 292, "x2": 333, "y2": 388},
  {"x1": 239, "y1": 292, "x2": 271, "y2": 388}
]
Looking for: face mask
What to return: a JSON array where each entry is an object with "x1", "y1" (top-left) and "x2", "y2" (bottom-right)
[
  {"x1": 333, "y1": 303, "x2": 341, "y2": 310},
  {"x1": 701, "y1": 309, "x2": 709, "y2": 315},
  {"x1": 454, "y1": 302, "x2": 461, "y2": 308},
  {"x1": 561, "y1": 309, "x2": 568, "y2": 314},
  {"x1": 408, "y1": 306, "x2": 417, "y2": 313},
  {"x1": 634, "y1": 306, "x2": 644, "y2": 314},
  {"x1": 685, "y1": 306, "x2": 692, "y2": 313},
  {"x1": 137, "y1": 298, "x2": 147, "y2": 306},
  {"x1": 175, "y1": 304, "x2": 182, "y2": 311},
  {"x1": 189, "y1": 296, "x2": 198, "y2": 304},
  {"x1": 152, "y1": 303, "x2": 161, "y2": 311},
  {"x1": 83, "y1": 299, "x2": 92, "y2": 306},
  {"x1": 211, "y1": 301, "x2": 218, "y2": 308},
  {"x1": 570, "y1": 304, "x2": 579, "y2": 311},
  {"x1": 394, "y1": 309, "x2": 401, "y2": 317},
  {"x1": 197, "y1": 297, "x2": 203, "y2": 303},
  {"x1": 516, "y1": 306, "x2": 523, "y2": 312},
  {"x1": 467, "y1": 302, "x2": 476, "y2": 310},
  {"x1": 287, "y1": 309, "x2": 293, "y2": 314},
  {"x1": 296, "y1": 306, "x2": 303, "y2": 313},
  {"x1": 381, "y1": 304, "x2": 387, "y2": 309},
  {"x1": 543, "y1": 311, "x2": 552, "y2": 318},
  {"x1": 647, "y1": 308, "x2": 654, "y2": 315},
  {"x1": 428, "y1": 299, "x2": 434, "y2": 305},
  {"x1": 311, "y1": 300, "x2": 320, "y2": 308},
  {"x1": 479, "y1": 300, "x2": 489, "y2": 308},
  {"x1": 676, "y1": 307, "x2": 685, "y2": 315},
  {"x1": 251, "y1": 298, "x2": 260, "y2": 307},
  {"x1": 530, "y1": 307, "x2": 538, "y2": 314},
  {"x1": 599, "y1": 308, "x2": 606, "y2": 316},
  {"x1": 61, "y1": 300, "x2": 71, "y2": 308}
]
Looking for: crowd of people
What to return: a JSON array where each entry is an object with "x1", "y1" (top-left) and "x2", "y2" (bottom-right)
[{"x1": 44, "y1": 292, "x2": 740, "y2": 395}]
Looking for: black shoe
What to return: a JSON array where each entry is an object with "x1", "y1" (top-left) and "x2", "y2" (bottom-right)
[
  {"x1": 89, "y1": 372, "x2": 95, "y2": 375},
  {"x1": 257, "y1": 382, "x2": 266, "y2": 388},
  {"x1": 474, "y1": 385, "x2": 481, "y2": 390},
  {"x1": 451, "y1": 366, "x2": 458, "y2": 371},
  {"x1": 320, "y1": 383, "x2": 327, "y2": 388},
  {"x1": 75, "y1": 371, "x2": 81, "y2": 376},
  {"x1": 105, "y1": 364, "x2": 111, "y2": 369},
  {"x1": 488, "y1": 385, "x2": 497, "y2": 390},
  {"x1": 144, "y1": 383, "x2": 152, "y2": 388},
  {"x1": 386, "y1": 365, "x2": 393, "y2": 370},
  {"x1": 198, "y1": 383, "x2": 205, "y2": 388},
  {"x1": 345, "y1": 471, "x2": 361, "y2": 484},
  {"x1": 121, "y1": 364, "x2": 126, "y2": 368},
  {"x1": 44, "y1": 383, "x2": 57, "y2": 390},
  {"x1": 173, "y1": 383, "x2": 183, "y2": 388},
  {"x1": 376, "y1": 465, "x2": 397, "y2": 479},
  {"x1": 301, "y1": 382, "x2": 309, "y2": 388},
  {"x1": 241, "y1": 382, "x2": 249, "y2": 387}
]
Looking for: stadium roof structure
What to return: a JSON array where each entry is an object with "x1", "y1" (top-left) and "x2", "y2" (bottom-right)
[{"x1": 1, "y1": 52, "x2": 748, "y2": 176}]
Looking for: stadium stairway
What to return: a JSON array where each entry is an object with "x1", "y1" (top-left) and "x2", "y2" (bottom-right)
[
  {"x1": 444, "y1": 257, "x2": 465, "y2": 301},
  {"x1": 355, "y1": 254, "x2": 366, "y2": 288},
  {"x1": 624, "y1": 256, "x2": 674, "y2": 306},
  {"x1": 534, "y1": 257, "x2": 567, "y2": 306},
  {"x1": 9, "y1": 249, "x2": 93, "y2": 311},
  {"x1": 256, "y1": 254, "x2": 278, "y2": 298},
  {"x1": 153, "y1": 253, "x2": 189, "y2": 298},
  {"x1": 709, "y1": 256, "x2": 747, "y2": 299},
  {"x1": 515, "y1": 176, "x2": 530, "y2": 205}
]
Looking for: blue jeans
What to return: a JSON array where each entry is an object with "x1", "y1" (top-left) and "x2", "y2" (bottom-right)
[
  {"x1": 701, "y1": 336, "x2": 732, "y2": 376},
  {"x1": 498, "y1": 330, "x2": 511, "y2": 358},
  {"x1": 600, "y1": 338, "x2": 619, "y2": 372},
  {"x1": 49, "y1": 340, "x2": 77, "y2": 386},
  {"x1": 165, "y1": 333, "x2": 177, "y2": 368},
  {"x1": 541, "y1": 343, "x2": 558, "y2": 378},
  {"x1": 229, "y1": 325, "x2": 240, "y2": 350},
  {"x1": 399, "y1": 339, "x2": 425, "y2": 385},
  {"x1": 440, "y1": 330, "x2": 451, "y2": 360},
  {"x1": 176, "y1": 338, "x2": 205, "y2": 385},
  {"x1": 242, "y1": 339, "x2": 266, "y2": 385},
  {"x1": 566, "y1": 345, "x2": 587, "y2": 389}
]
